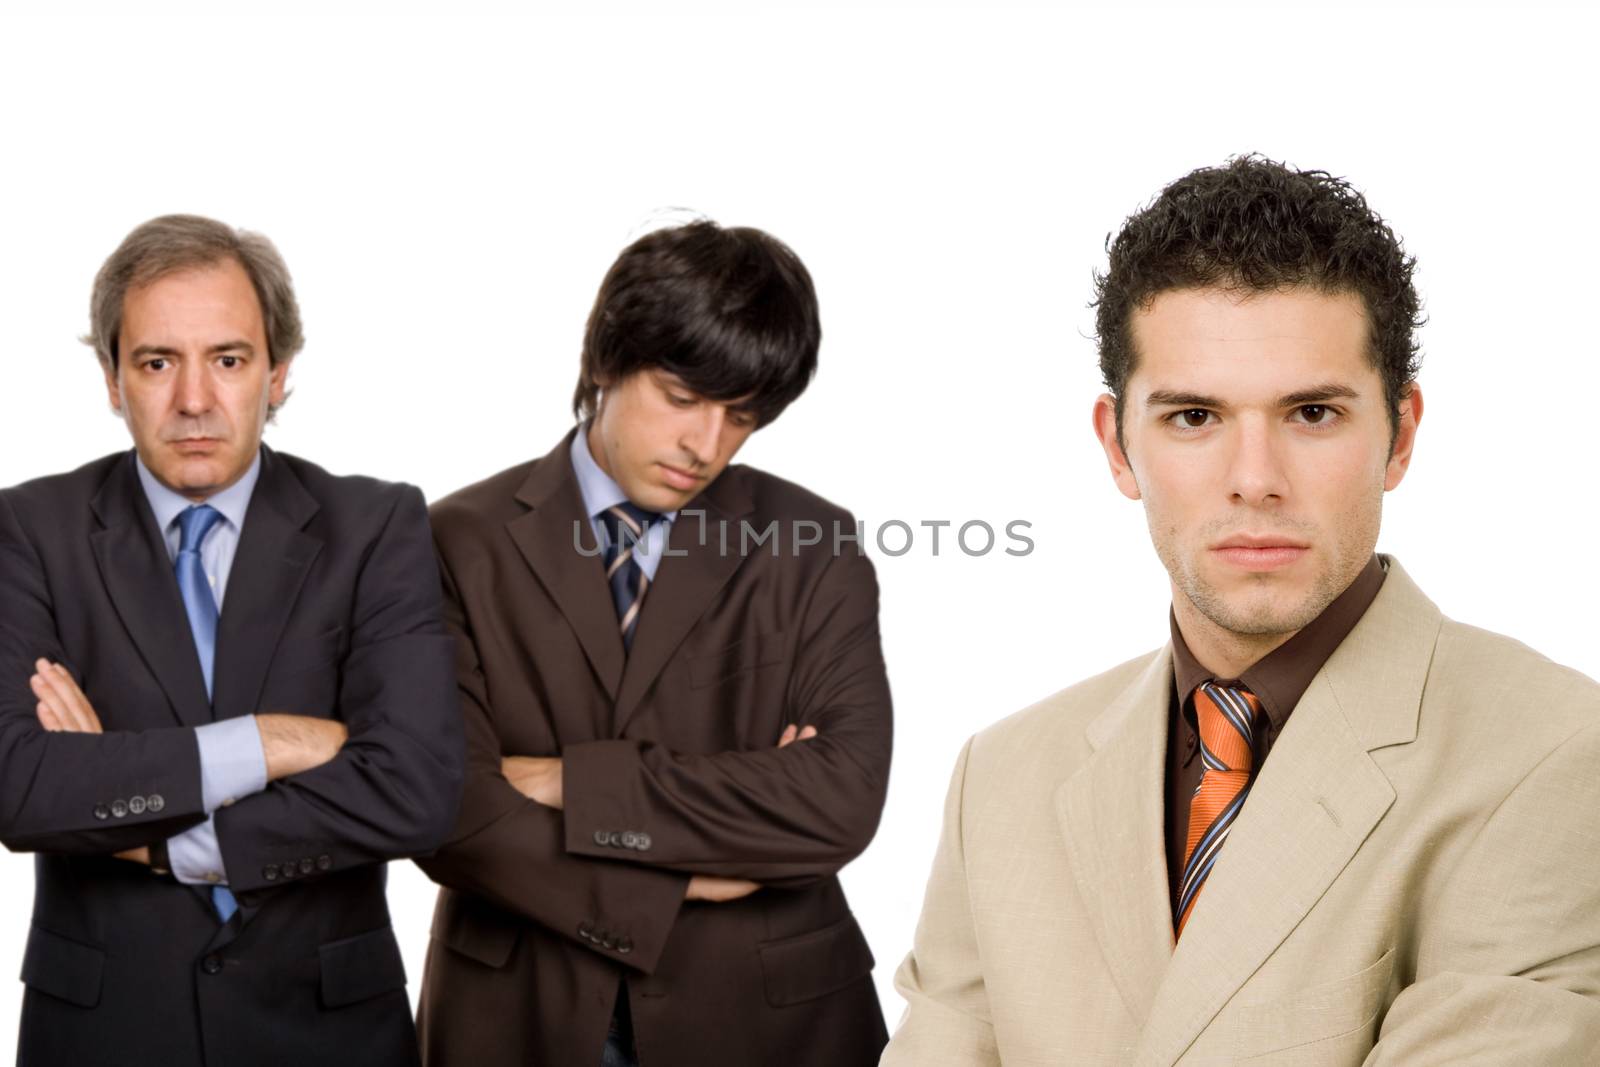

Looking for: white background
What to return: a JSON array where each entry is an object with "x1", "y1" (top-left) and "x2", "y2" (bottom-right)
[{"x1": 1, "y1": 2, "x2": 1597, "y2": 1054}]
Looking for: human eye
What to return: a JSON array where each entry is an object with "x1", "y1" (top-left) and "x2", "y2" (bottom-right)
[
  {"x1": 728, "y1": 408, "x2": 757, "y2": 429},
  {"x1": 1289, "y1": 404, "x2": 1341, "y2": 429},
  {"x1": 217, "y1": 354, "x2": 241, "y2": 369},
  {"x1": 142, "y1": 357, "x2": 168, "y2": 373},
  {"x1": 1164, "y1": 409, "x2": 1216, "y2": 431},
  {"x1": 667, "y1": 391, "x2": 696, "y2": 408}
]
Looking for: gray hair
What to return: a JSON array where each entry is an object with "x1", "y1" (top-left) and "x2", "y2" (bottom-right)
[{"x1": 86, "y1": 216, "x2": 305, "y2": 408}]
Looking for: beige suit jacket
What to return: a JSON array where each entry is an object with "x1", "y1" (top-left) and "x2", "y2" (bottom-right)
[{"x1": 885, "y1": 558, "x2": 1600, "y2": 1065}]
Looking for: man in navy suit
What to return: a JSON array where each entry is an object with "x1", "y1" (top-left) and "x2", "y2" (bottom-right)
[{"x1": 0, "y1": 215, "x2": 463, "y2": 1065}]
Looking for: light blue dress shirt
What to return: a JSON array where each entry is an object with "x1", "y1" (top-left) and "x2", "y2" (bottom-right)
[
  {"x1": 570, "y1": 424, "x2": 677, "y2": 580},
  {"x1": 135, "y1": 453, "x2": 270, "y2": 886}
]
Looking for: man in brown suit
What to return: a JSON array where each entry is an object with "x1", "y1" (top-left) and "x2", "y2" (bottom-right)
[{"x1": 416, "y1": 220, "x2": 892, "y2": 1066}]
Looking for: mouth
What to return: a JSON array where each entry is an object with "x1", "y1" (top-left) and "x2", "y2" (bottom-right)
[
  {"x1": 168, "y1": 437, "x2": 223, "y2": 454},
  {"x1": 657, "y1": 462, "x2": 704, "y2": 491},
  {"x1": 1210, "y1": 535, "x2": 1310, "y2": 572}
]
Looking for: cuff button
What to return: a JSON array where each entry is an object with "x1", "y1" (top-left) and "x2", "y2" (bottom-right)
[{"x1": 147, "y1": 794, "x2": 165, "y2": 813}]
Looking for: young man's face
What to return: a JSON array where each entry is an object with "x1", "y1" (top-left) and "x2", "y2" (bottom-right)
[
  {"x1": 587, "y1": 368, "x2": 759, "y2": 513},
  {"x1": 1093, "y1": 287, "x2": 1421, "y2": 648},
  {"x1": 106, "y1": 259, "x2": 288, "y2": 501}
]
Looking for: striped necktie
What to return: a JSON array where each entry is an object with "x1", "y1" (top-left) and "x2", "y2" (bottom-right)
[
  {"x1": 1174, "y1": 681, "x2": 1260, "y2": 938},
  {"x1": 174, "y1": 505, "x2": 239, "y2": 923},
  {"x1": 597, "y1": 503, "x2": 660, "y2": 653}
]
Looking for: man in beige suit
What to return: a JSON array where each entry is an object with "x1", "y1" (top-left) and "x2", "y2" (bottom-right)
[{"x1": 886, "y1": 156, "x2": 1600, "y2": 1065}]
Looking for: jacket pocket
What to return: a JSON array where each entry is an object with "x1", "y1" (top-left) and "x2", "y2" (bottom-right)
[
  {"x1": 757, "y1": 913, "x2": 875, "y2": 1008},
  {"x1": 319, "y1": 926, "x2": 407, "y2": 1009},
  {"x1": 1232, "y1": 947, "x2": 1394, "y2": 1058},
  {"x1": 430, "y1": 890, "x2": 519, "y2": 969},
  {"x1": 20, "y1": 925, "x2": 104, "y2": 1009},
  {"x1": 689, "y1": 631, "x2": 785, "y2": 689}
]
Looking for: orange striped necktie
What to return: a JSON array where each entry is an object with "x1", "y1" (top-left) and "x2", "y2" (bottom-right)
[{"x1": 1174, "y1": 682, "x2": 1261, "y2": 938}]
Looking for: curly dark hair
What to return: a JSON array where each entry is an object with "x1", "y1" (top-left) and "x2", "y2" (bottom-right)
[{"x1": 1092, "y1": 154, "x2": 1422, "y2": 448}]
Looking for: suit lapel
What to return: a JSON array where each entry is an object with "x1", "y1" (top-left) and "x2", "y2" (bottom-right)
[
  {"x1": 89, "y1": 453, "x2": 213, "y2": 728},
  {"x1": 505, "y1": 433, "x2": 627, "y2": 703},
  {"x1": 1133, "y1": 557, "x2": 1438, "y2": 1066},
  {"x1": 212, "y1": 447, "x2": 322, "y2": 725},
  {"x1": 1055, "y1": 650, "x2": 1177, "y2": 1029},
  {"x1": 613, "y1": 468, "x2": 755, "y2": 733}
]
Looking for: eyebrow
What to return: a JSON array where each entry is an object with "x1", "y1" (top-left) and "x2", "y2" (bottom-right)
[
  {"x1": 1144, "y1": 383, "x2": 1360, "y2": 409},
  {"x1": 127, "y1": 340, "x2": 256, "y2": 360}
]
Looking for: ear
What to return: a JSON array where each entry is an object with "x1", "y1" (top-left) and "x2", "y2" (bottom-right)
[
  {"x1": 1383, "y1": 383, "x2": 1423, "y2": 491},
  {"x1": 268, "y1": 357, "x2": 291, "y2": 410},
  {"x1": 1092, "y1": 393, "x2": 1141, "y2": 501},
  {"x1": 102, "y1": 360, "x2": 123, "y2": 415}
]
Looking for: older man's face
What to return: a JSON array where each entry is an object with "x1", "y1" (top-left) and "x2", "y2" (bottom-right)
[{"x1": 105, "y1": 258, "x2": 287, "y2": 501}]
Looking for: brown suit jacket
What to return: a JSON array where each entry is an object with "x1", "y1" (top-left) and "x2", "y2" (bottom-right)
[{"x1": 416, "y1": 430, "x2": 892, "y2": 1067}]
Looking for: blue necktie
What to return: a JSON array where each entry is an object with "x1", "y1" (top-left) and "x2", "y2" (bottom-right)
[
  {"x1": 597, "y1": 503, "x2": 660, "y2": 653},
  {"x1": 175, "y1": 505, "x2": 238, "y2": 922}
]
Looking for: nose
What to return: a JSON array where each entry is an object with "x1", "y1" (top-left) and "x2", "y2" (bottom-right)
[
  {"x1": 1226, "y1": 413, "x2": 1289, "y2": 507},
  {"x1": 175, "y1": 359, "x2": 214, "y2": 417},
  {"x1": 679, "y1": 405, "x2": 726, "y2": 467}
]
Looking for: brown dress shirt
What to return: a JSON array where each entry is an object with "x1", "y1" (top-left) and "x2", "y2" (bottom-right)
[{"x1": 1164, "y1": 555, "x2": 1387, "y2": 911}]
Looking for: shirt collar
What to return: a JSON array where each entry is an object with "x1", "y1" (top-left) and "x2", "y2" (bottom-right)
[
  {"x1": 135, "y1": 449, "x2": 262, "y2": 536},
  {"x1": 1170, "y1": 553, "x2": 1387, "y2": 731},
  {"x1": 569, "y1": 422, "x2": 677, "y2": 524}
]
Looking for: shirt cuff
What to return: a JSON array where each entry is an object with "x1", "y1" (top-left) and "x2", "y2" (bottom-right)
[
  {"x1": 193, "y1": 715, "x2": 269, "y2": 814},
  {"x1": 168, "y1": 814, "x2": 229, "y2": 886}
]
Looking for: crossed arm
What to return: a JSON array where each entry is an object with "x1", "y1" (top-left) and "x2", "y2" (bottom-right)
[
  {"x1": 500, "y1": 721, "x2": 820, "y2": 904},
  {"x1": 27, "y1": 658, "x2": 346, "y2": 867},
  {"x1": 419, "y1": 537, "x2": 892, "y2": 973},
  {"x1": 0, "y1": 484, "x2": 461, "y2": 886}
]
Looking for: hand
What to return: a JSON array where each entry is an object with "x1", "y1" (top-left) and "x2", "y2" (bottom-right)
[
  {"x1": 255, "y1": 714, "x2": 349, "y2": 781},
  {"x1": 502, "y1": 756, "x2": 563, "y2": 809},
  {"x1": 777, "y1": 723, "x2": 818, "y2": 748},
  {"x1": 31, "y1": 659, "x2": 102, "y2": 733},
  {"x1": 685, "y1": 875, "x2": 761, "y2": 903},
  {"x1": 113, "y1": 847, "x2": 151, "y2": 865}
]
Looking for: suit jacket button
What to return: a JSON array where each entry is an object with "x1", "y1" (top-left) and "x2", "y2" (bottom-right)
[
  {"x1": 299, "y1": 857, "x2": 314, "y2": 875},
  {"x1": 93, "y1": 804, "x2": 110, "y2": 820},
  {"x1": 280, "y1": 861, "x2": 297, "y2": 879},
  {"x1": 593, "y1": 830, "x2": 610, "y2": 847},
  {"x1": 201, "y1": 955, "x2": 223, "y2": 976},
  {"x1": 316, "y1": 854, "x2": 332, "y2": 871},
  {"x1": 617, "y1": 936, "x2": 633, "y2": 955},
  {"x1": 263, "y1": 866, "x2": 279, "y2": 882},
  {"x1": 606, "y1": 831, "x2": 624, "y2": 848},
  {"x1": 128, "y1": 796, "x2": 147, "y2": 815},
  {"x1": 147, "y1": 794, "x2": 165, "y2": 813},
  {"x1": 634, "y1": 833, "x2": 651, "y2": 852},
  {"x1": 110, "y1": 799, "x2": 129, "y2": 818}
]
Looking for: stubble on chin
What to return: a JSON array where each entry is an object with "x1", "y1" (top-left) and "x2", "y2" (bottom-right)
[{"x1": 1178, "y1": 562, "x2": 1346, "y2": 639}]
